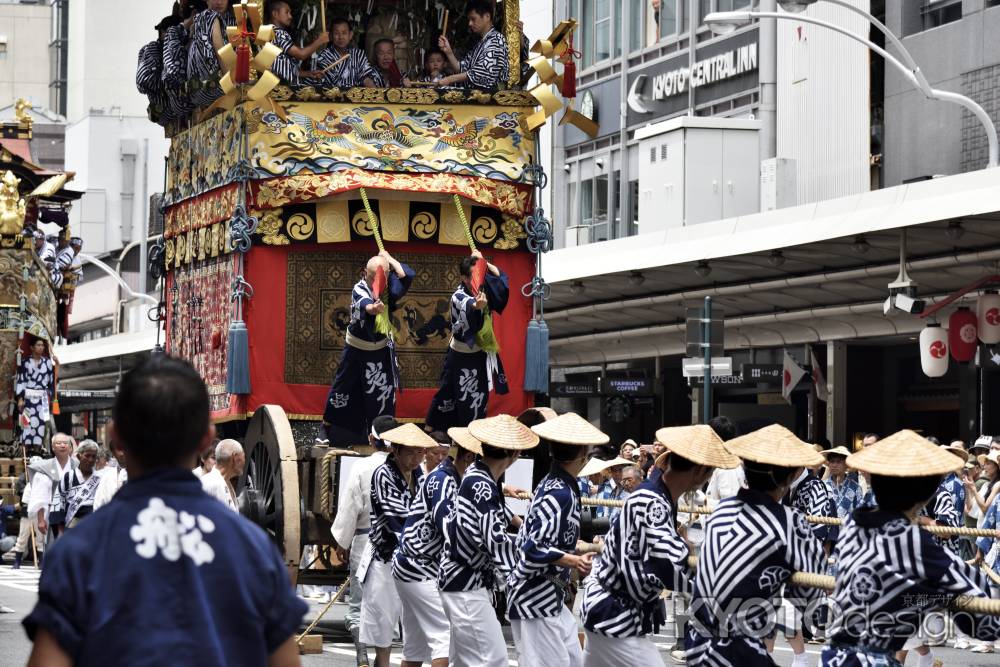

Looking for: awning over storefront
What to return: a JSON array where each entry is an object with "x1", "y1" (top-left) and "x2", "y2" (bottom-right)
[
  {"x1": 54, "y1": 329, "x2": 157, "y2": 392},
  {"x1": 543, "y1": 169, "x2": 1000, "y2": 366}
]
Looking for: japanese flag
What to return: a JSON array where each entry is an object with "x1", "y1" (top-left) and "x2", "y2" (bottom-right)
[
  {"x1": 782, "y1": 350, "x2": 806, "y2": 403},
  {"x1": 810, "y1": 346, "x2": 829, "y2": 402}
]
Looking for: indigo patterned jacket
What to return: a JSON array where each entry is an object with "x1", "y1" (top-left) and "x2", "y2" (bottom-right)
[{"x1": 506, "y1": 463, "x2": 580, "y2": 620}]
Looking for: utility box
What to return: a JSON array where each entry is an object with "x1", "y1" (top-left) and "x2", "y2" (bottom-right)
[
  {"x1": 760, "y1": 157, "x2": 797, "y2": 211},
  {"x1": 636, "y1": 116, "x2": 761, "y2": 231}
]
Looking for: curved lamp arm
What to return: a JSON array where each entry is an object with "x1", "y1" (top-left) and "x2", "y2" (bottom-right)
[
  {"x1": 707, "y1": 11, "x2": 998, "y2": 168},
  {"x1": 811, "y1": 0, "x2": 929, "y2": 91},
  {"x1": 78, "y1": 253, "x2": 159, "y2": 306}
]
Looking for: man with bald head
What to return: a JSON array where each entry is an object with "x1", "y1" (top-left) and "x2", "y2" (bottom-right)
[
  {"x1": 322, "y1": 250, "x2": 415, "y2": 446},
  {"x1": 200, "y1": 439, "x2": 245, "y2": 512}
]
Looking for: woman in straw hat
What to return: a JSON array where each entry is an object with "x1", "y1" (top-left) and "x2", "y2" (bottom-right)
[
  {"x1": 580, "y1": 424, "x2": 740, "y2": 666},
  {"x1": 359, "y1": 423, "x2": 436, "y2": 667},
  {"x1": 684, "y1": 424, "x2": 827, "y2": 667},
  {"x1": 391, "y1": 427, "x2": 483, "y2": 667},
  {"x1": 505, "y1": 412, "x2": 607, "y2": 667},
  {"x1": 819, "y1": 430, "x2": 1000, "y2": 667},
  {"x1": 438, "y1": 415, "x2": 538, "y2": 667}
]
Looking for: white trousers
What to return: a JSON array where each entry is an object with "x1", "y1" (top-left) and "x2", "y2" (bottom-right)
[
  {"x1": 441, "y1": 588, "x2": 508, "y2": 667},
  {"x1": 360, "y1": 559, "x2": 401, "y2": 648},
  {"x1": 583, "y1": 630, "x2": 666, "y2": 667},
  {"x1": 396, "y1": 578, "x2": 451, "y2": 662},
  {"x1": 512, "y1": 605, "x2": 583, "y2": 667}
]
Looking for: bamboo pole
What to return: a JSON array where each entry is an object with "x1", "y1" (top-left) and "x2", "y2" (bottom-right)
[{"x1": 296, "y1": 576, "x2": 350, "y2": 644}]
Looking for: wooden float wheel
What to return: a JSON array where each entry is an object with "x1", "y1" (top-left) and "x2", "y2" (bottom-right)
[{"x1": 238, "y1": 404, "x2": 302, "y2": 583}]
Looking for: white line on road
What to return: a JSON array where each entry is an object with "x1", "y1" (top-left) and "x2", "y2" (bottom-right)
[{"x1": 322, "y1": 644, "x2": 519, "y2": 666}]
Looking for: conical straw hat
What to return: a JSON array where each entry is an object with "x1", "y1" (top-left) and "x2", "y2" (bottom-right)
[
  {"x1": 654, "y1": 425, "x2": 740, "y2": 469},
  {"x1": 531, "y1": 412, "x2": 610, "y2": 446},
  {"x1": 579, "y1": 457, "x2": 612, "y2": 477},
  {"x1": 846, "y1": 429, "x2": 964, "y2": 477},
  {"x1": 724, "y1": 424, "x2": 823, "y2": 468},
  {"x1": 517, "y1": 406, "x2": 558, "y2": 427},
  {"x1": 468, "y1": 414, "x2": 540, "y2": 451},
  {"x1": 379, "y1": 423, "x2": 438, "y2": 449},
  {"x1": 447, "y1": 427, "x2": 483, "y2": 456}
]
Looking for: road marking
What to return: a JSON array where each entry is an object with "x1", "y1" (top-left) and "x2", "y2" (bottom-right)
[
  {"x1": 323, "y1": 644, "x2": 519, "y2": 666},
  {"x1": 0, "y1": 568, "x2": 41, "y2": 592}
]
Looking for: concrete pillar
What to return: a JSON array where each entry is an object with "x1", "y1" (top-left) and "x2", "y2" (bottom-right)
[{"x1": 826, "y1": 341, "x2": 847, "y2": 446}]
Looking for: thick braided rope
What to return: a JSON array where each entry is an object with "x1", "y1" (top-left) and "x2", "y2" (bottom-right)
[
  {"x1": 453, "y1": 194, "x2": 476, "y2": 251},
  {"x1": 575, "y1": 496, "x2": 1000, "y2": 540},
  {"x1": 359, "y1": 187, "x2": 385, "y2": 253},
  {"x1": 319, "y1": 450, "x2": 337, "y2": 523}
]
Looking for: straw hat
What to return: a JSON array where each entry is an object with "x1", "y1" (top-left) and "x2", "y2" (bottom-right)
[
  {"x1": 579, "y1": 457, "x2": 612, "y2": 477},
  {"x1": 724, "y1": 424, "x2": 824, "y2": 468},
  {"x1": 979, "y1": 451, "x2": 1000, "y2": 468},
  {"x1": 379, "y1": 423, "x2": 438, "y2": 449},
  {"x1": 846, "y1": 429, "x2": 964, "y2": 477},
  {"x1": 447, "y1": 427, "x2": 483, "y2": 456},
  {"x1": 821, "y1": 446, "x2": 852, "y2": 459},
  {"x1": 942, "y1": 444, "x2": 968, "y2": 461},
  {"x1": 604, "y1": 456, "x2": 634, "y2": 468},
  {"x1": 531, "y1": 412, "x2": 610, "y2": 446},
  {"x1": 653, "y1": 425, "x2": 740, "y2": 469},
  {"x1": 468, "y1": 414, "x2": 540, "y2": 451}
]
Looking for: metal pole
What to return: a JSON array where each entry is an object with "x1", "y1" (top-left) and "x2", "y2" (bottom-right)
[
  {"x1": 702, "y1": 296, "x2": 712, "y2": 424},
  {"x1": 618, "y1": 0, "x2": 630, "y2": 239},
  {"x1": 758, "y1": 0, "x2": 777, "y2": 160}
]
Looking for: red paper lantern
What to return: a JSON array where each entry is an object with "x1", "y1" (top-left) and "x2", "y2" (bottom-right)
[
  {"x1": 948, "y1": 307, "x2": 978, "y2": 362},
  {"x1": 919, "y1": 323, "x2": 948, "y2": 377},
  {"x1": 977, "y1": 291, "x2": 1000, "y2": 344}
]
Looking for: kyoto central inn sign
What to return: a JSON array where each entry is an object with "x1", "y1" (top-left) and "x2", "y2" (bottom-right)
[
  {"x1": 625, "y1": 27, "x2": 759, "y2": 125},
  {"x1": 651, "y1": 43, "x2": 757, "y2": 99}
]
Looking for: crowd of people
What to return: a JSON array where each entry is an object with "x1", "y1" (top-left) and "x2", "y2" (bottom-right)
[{"x1": 137, "y1": 0, "x2": 526, "y2": 127}]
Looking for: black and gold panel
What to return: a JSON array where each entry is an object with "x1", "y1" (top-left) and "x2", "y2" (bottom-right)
[
  {"x1": 285, "y1": 250, "x2": 461, "y2": 389},
  {"x1": 252, "y1": 198, "x2": 527, "y2": 251}
]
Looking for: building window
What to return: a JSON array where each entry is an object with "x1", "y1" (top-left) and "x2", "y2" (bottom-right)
[
  {"x1": 0, "y1": 37, "x2": 7, "y2": 60},
  {"x1": 595, "y1": 0, "x2": 612, "y2": 64},
  {"x1": 49, "y1": 0, "x2": 68, "y2": 116},
  {"x1": 921, "y1": 0, "x2": 962, "y2": 30}
]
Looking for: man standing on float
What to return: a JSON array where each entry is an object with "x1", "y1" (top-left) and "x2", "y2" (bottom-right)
[
  {"x1": 322, "y1": 250, "x2": 414, "y2": 446},
  {"x1": 426, "y1": 250, "x2": 509, "y2": 430}
]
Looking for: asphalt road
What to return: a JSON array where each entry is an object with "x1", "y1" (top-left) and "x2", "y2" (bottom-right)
[{"x1": 3, "y1": 563, "x2": 1000, "y2": 666}]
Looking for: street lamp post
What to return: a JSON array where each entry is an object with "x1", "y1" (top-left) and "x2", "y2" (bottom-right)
[{"x1": 705, "y1": 8, "x2": 999, "y2": 168}]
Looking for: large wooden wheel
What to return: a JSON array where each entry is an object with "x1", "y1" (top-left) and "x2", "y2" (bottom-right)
[{"x1": 238, "y1": 404, "x2": 301, "y2": 583}]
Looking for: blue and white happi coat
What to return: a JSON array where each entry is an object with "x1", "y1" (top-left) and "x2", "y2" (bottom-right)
[
  {"x1": 270, "y1": 28, "x2": 302, "y2": 88},
  {"x1": 323, "y1": 263, "x2": 414, "y2": 444},
  {"x1": 315, "y1": 46, "x2": 381, "y2": 89},
  {"x1": 16, "y1": 356, "x2": 54, "y2": 448},
  {"x1": 594, "y1": 478, "x2": 625, "y2": 519},
  {"x1": 392, "y1": 456, "x2": 459, "y2": 583},
  {"x1": 685, "y1": 489, "x2": 827, "y2": 666},
  {"x1": 581, "y1": 473, "x2": 693, "y2": 638},
  {"x1": 784, "y1": 470, "x2": 834, "y2": 542},
  {"x1": 458, "y1": 28, "x2": 509, "y2": 91},
  {"x1": 506, "y1": 463, "x2": 581, "y2": 620},
  {"x1": 161, "y1": 24, "x2": 194, "y2": 122},
  {"x1": 425, "y1": 270, "x2": 509, "y2": 431},
  {"x1": 820, "y1": 508, "x2": 1000, "y2": 665},
  {"x1": 369, "y1": 455, "x2": 421, "y2": 564},
  {"x1": 918, "y1": 485, "x2": 962, "y2": 553},
  {"x1": 136, "y1": 41, "x2": 169, "y2": 124},
  {"x1": 439, "y1": 459, "x2": 518, "y2": 593},
  {"x1": 187, "y1": 10, "x2": 234, "y2": 107}
]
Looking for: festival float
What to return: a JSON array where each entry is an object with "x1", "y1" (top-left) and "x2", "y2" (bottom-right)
[
  {"x1": 153, "y1": 1, "x2": 588, "y2": 581},
  {"x1": 0, "y1": 100, "x2": 80, "y2": 464}
]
